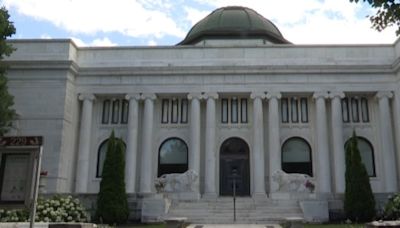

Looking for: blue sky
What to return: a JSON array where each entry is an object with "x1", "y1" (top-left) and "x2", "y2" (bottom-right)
[{"x1": 2, "y1": 0, "x2": 398, "y2": 46}]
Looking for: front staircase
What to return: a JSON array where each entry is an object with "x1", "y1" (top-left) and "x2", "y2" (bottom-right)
[{"x1": 166, "y1": 197, "x2": 303, "y2": 224}]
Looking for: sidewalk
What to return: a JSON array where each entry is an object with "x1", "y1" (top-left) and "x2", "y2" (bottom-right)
[{"x1": 186, "y1": 224, "x2": 282, "y2": 228}]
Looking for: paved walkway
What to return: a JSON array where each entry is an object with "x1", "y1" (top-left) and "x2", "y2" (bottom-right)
[{"x1": 186, "y1": 224, "x2": 282, "y2": 228}]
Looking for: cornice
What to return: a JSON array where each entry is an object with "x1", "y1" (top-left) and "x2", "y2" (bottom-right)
[{"x1": 3, "y1": 60, "x2": 79, "y2": 74}]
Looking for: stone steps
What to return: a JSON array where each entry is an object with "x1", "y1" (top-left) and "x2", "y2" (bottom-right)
[{"x1": 166, "y1": 197, "x2": 303, "y2": 224}]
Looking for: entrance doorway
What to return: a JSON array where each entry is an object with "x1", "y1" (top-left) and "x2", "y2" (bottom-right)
[{"x1": 219, "y1": 137, "x2": 250, "y2": 196}]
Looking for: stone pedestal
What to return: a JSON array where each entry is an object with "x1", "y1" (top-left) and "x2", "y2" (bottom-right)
[
  {"x1": 299, "y1": 200, "x2": 329, "y2": 223},
  {"x1": 141, "y1": 196, "x2": 171, "y2": 223}
]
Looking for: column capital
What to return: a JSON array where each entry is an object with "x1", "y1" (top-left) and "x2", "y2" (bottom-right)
[
  {"x1": 266, "y1": 91, "x2": 281, "y2": 100},
  {"x1": 188, "y1": 93, "x2": 204, "y2": 100},
  {"x1": 250, "y1": 91, "x2": 266, "y2": 99},
  {"x1": 125, "y1": 93, "x2": 141, "y2": 100},
  {"x1": 313, "y1": 91, "x2": 329, "y2": 99},
  {"x1": 203, "y1": 92, "x2": 219, "y2": 100},
  {"x1": 140, "y1": 93, "x2": 157, "y2": 100},
  {"x1": 376, "y1": 91, "x2": 393, "y2": 100},
  {"x1": 329, "y1": 91, "x2": 345, "y2": 99},
  {"x1": 78, "y1": 93, "x2": 95, "y2": 101}
]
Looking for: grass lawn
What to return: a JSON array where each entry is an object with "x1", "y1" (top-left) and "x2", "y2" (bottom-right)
[
  {"x1": 116, "y1": 224, "x2": 364, "y2": 228},
  {"x1": 304, "y1": 224, "x2": 363, "y2": 228}
]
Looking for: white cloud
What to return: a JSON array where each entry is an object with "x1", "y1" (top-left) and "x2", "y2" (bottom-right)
[
  {"x1": 3, "y1": 0, "x2": 186, "y2": 39},
  {"x1": 91, "y1": 37, "x2": 117, "y2": 46},
  {"x1": 70, "y1": 37, "x2": 117, "y2": 47},
  {"x1": 147, "y1": 40, "x2": 157, "y2": 46},
  {"x1": 40, "y1": 34, "x2": 52, "y2": 39},
  {"x1": 184, "y1": 6, "x2": 210, "y2": 26}
]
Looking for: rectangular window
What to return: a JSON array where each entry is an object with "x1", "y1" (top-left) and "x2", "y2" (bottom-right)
[
  {"x1": 221, "y1": 99, "x2": 228, "y2": 123},
  {"x1": 161, "y1": 99, "x2": 169, "y2": 123},
  {"x1": 111, "y1": 100, "x2": 120, "y2": 124},
  {"x1": 342, "y1": 98, "x2": 349, "y2": 123},
  {"x1": 231, "y1": 98, "x2": 238, "y2": 123},
  {"x1": 281, "y1": 98, "x2": 289, "y2": 123},
  {"x1": 102, "y1": 100, "x2": 110, "y2": 124},
  {"x1": 180, "y1": 99, "x2": 188, "y2": 123},
  {"x1": 171, "y1": 99, "x2": 179, "y2": 123},
  {"x1": 351, "y1": 98, "x2": 359, "y2": 122},
  {"x1": 300, "y1": 98, "x2": 308, "y2": 123},
  {"x1": 241, "y1": 98, "x2": 248, "y2": 123},
  {"x1": 361, "y1": 97, "x2": 369, "y2": 122},
  {"x1": 291, "y1": 98, "x2": 299, "y2": 123},
  {"x1": 121, "y1": 100, "x2": 129, "y2": 124}
]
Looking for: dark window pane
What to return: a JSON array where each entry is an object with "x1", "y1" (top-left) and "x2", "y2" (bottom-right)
[
  {"x1": 171, "y1": 99, "x2": 179, "y2": 123},
  {"x1": 342, "y1": 98, "x2": 349, "y2": 123},
  {"x1": 351, "y1": 98, "x2": 359, "y2": 122},
  {"x1": 221, "y1": 99, "x2": 228, "y2": 123},
  {"x1": 102, "y1": 100, "x2": 110, "y2": 124},
  {"x1": 281, "y1": 98, "x2": 289, "y2": 123},
  {"x1": 158, "y1": 138, "x2": 188, "y2": 177},
  {"x1": 282, "y1": 137, "x2": 313, "y2": 176},
  {"x1": 300, "y1": 98, "x2": 308, "y2": 123},
  {"x1": 291, "y1": 98, "x2": 298, "y2": 123},
  {"x1": 345, "y1": 137, "x2": 375, "y2": 177},
  {"x1": 361, "y1": 97, "x2": 369, "y2": 122},
  {"x1": 161, "y1": 99, "x2": 169, "y2": 123},
  {"x1": 111, "y1": 100, "x2": 120, "y2": 124},
  {"x1": 231, "y1": 98, "x2": 238, "y2": 123},
  {"x1": 181, "y1": 99, "x2": 188, "y2": 123},
  {"x1": 97, "y1": 140, "x2": 108, "y2": 177},
  {"x1": 121, "y1": 100, "x2": 129, "y2": 124},
  {"x1": 241, "y1": 98, "x2": 248, "y2": 123}
]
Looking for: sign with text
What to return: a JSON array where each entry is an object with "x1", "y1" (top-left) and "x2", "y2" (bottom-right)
[{"x1": 0, "y1": 136, "x2": 43, "y2": 207}]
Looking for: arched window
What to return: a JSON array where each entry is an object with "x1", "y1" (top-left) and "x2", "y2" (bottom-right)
[
  {"x1": 96, "y1": 139, "x2": 126, "y2": 178},
  {"x1": 158, "y1": 138, "x2": 188, "y2": 177},
  {"x1": 282, "y1": 137, "x2": 313, "y2": 176},
  {"x1": 345, "y1": 137, "x2": 375, "y2": 177}
]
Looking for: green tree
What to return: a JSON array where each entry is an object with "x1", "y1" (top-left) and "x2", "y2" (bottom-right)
[
  {"x1": 0, "y1": 7, "x2": 16, "y2": 136},
  {"x1": 350, "y1": 0, "x2": 400, "y2": 35},
  {"x1": 95, "y1": 131, "x2": 129, "y2": 224},
  {"x1": 344, "y1": 131, "x2": 375, "y2": 222}
]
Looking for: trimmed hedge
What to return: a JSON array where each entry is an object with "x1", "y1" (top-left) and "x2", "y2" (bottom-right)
[
  {"x1": 344, "y1": 131, "x2": 375, "y2": 222},
  {"x1": 95, "y1": 131, "x2": 129, "y2": 224}
]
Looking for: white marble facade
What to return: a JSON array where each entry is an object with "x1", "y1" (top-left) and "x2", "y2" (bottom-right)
[{"x1": 4, "y1": 38, "x2": 400, "y2": 199}]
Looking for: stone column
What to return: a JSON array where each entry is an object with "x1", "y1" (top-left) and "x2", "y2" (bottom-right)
[
  {"x1": 376, "y1": 91, "x2": 398, "y2": 192},
  {"x1": 329, "y1": 91, "x2": 346, "y2": 193},
  {"x1": 266, "y1": 91, "x2": 281, "y2": 193},
  {"x1": 251, "y1": 92, "x2": 266, "y2": 197},
  {"x1": 392, "y1": 89, "x2": 400, "y2": 187},
  {"x1": 204, "y1": 92, "x2": 218, "y2": 198},
  {"x1": 313, "y1": 91, "x2": 331, "y2": 194},
  {"x1": 188, "y1": 93, "x2": 203, "y2": 195},
  {"x1": 75, "y1": 93, "x2": 95, "y2": 193},
  {"x1": 125, "y1": 94, "x2": 141, "y2": 193},
  {"x1": 139, "y1": 93, "x2": 157, "y2": 193}
]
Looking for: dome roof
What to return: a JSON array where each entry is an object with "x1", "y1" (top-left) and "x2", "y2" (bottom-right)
[{"x1": 178, "y1": 6, "x2": 290, "y2": 45}]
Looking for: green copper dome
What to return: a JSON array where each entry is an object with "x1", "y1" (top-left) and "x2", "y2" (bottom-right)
[{"x1": 178, "y1": 6, "x2": 290, "y2": 45}]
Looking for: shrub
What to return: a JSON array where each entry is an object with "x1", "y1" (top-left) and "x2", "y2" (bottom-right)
[
  {"x1": 383, "y1": 193, "x2": 400, "y2": 220},
  {"x1": 0, "y1": 195, "x2": 88, "y2": 222},
  {"x1": 35, "y1": 195, "x2": 89, "y2": 222},
  {"x1": 344, "y1": 131, "x2": 375, "y2": 222},
  {"x1": 95, "y1": 131, "x2": 129, "y2": 224}
]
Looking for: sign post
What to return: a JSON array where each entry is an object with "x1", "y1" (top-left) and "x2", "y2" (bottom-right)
[{"x1": 0, "y1": 136, "x2": 43, "y2": 228}]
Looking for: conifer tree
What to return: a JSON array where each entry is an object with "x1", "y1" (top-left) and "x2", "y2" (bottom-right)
[
  {"x1": 0, "y1": 7, "x2": 16, "y2": 136},
  {"x1": 95, "y1": 131, "x2": 129, "y2": 224},
  {"x1": 344, "y1": 131, "x2": 375, "y2": 222}
]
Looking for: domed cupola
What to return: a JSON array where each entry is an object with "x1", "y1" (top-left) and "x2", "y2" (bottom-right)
[{"x1": 178, "y1": 6, "x2": 290, "y2": 45}]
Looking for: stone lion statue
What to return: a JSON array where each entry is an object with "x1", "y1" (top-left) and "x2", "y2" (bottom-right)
[
  {"x1": 154, "y1": 170, "x2": 198, "y2": 193},
  {"x1": 272, "y1": 170, "x2": 315, "y2": 193}
]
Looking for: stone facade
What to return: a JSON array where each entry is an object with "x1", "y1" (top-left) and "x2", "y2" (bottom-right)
[{"x1": 2, "y1": 8, "x2": 400, "y2": 220}]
